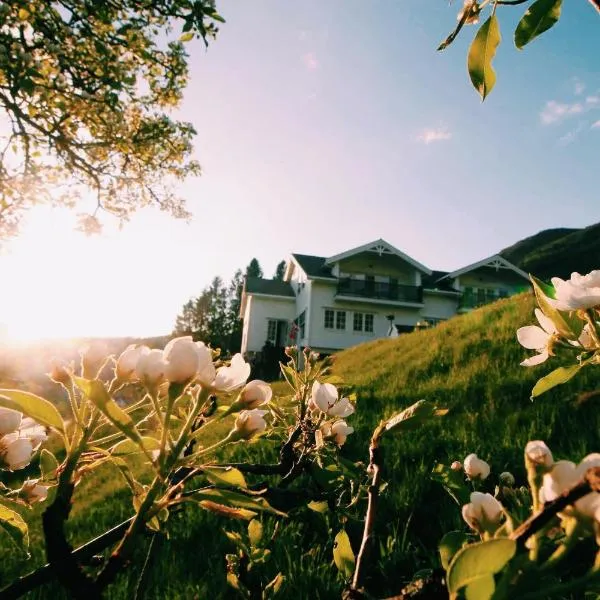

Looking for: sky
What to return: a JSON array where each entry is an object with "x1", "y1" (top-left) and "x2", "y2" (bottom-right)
[{"x1": 0, "y1": 0, "x2": 598, "y2": 341}]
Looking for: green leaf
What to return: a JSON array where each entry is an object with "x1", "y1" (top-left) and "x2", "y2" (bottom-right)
[
  {"x1": 190, "y1": 488, "x2": 287, "y2": 517},
  {"x1": 531, "y1": 364, "x2": 582, "y2": 398},
  {"x1": 0, "y1": 503, "x2": 29, "y2": 551},
  {"x1": 39, "y1": 449, "x2": 59, "y2": 480},
  {"x1": 248, "y1": 519, "x2": 263, "y2": 546},
  {"x1": 431, "y1": 464, "x2": 471, "y2": 506},
  {"x1": 447, "y1": 538, "x2": 516, "y2": 598},
  {"x1": 465, "y1": 574, "x2": 495, "y2": 600},
  {"x1": 467, "y1": 15, "x2": 501, "y2": 100},
  {"x1": 384, "y1": 400, "x2": 448, "y2": 434},
  {"x1": 74, "y1": 377, "x2": 148, "y2": 457},
  {"x1": 0, "y1": 389, "x2": 64, "y2": 433},
  {"x1": 515, "y1": 0, "x2": 562, "y2": 49},
  {"x1": 179, "y1": 31, "x2": 194, "y2": 42},
  {"x1": 333, "y1": 529, "x2": 355, "y2": 578},
  {"x1": 203, "y1": 466, "x2": 247, "y2": 489},
  {"x1": 110, "y1": 436, "x2": 161, "y2": 456},
  {"x1": 530, "y1": 275, "x2": 582, "y2": 339},
  {"x1": 279, "y1": 363, "x2": 297, "y2": 392},
  {"x1": 439, "y1": 531, "x2": 470, "y2": 571}
]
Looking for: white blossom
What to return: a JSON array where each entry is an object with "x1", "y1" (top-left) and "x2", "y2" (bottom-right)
[
  {"x1": 462, "y1": 492, "x2": 503, "y2": 534},
  {"x1": 22, "y1": 479, "x2": 49, "y2": 504},
  {"x1": 330, "y1": 420, "x2": 354, "y2": 446},
  {"x1": 80, "y1": 341, "x2": 109, "y2": 378},
  {"x1": 310, "y1": 381, "x2": 354, "y2": 418},
  {"x1": 116, "y1": 345, "x2": 150, "y2": 381},
  {"x1": 135, "y1": 349, "x2": 167, "y2": 387},
  {"x1": 549, "y1": 271, "x2": 600, "y2": 311},
  {"x1": 239, "y1": 380, "x2": 272, "y2": 409},
  {"x1": 525, "y1": 440, "x2": 554, "y2": 469},
  {"x1": 163, "y1": 337, "x2": 201, "y2": 383},
  {"x1": 517, "y1": 309, "x2": 557, "y2": 367},
  {"x1": 464, "y1": 453, "x2": 490, "y2": 480},
  {"x1": 214, "y1": 354, "x2": 251, "y2": 392},
  {"x1": 0, "y1": 407, "x2": 22, "y2": 436},
  {"x1": 195, "y1": 342, "x2": 217, "y2": 388},
  {"x1": 233, "y1": 409, "x2": 268, "y2": 440},
  {"x1": 0, "y1": 433, "x2": 34, "y2": 471}
]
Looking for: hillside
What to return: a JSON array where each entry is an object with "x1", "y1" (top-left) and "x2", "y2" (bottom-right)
[
  {"x1": 2, "y1": 293, "x2": 600, "y2": 598},
  {"x1": 501, "y1": 221, "x2": 600, "y2": 279}
]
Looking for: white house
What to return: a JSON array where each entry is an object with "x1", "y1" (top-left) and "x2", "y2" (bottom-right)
[{"x1": 239, "y1": 239, "x2": 530, "y2": 356}]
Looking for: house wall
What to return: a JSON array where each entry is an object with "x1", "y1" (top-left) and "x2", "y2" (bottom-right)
[
  {"x1": 307, "y1": 281, "x2": 421, "y2": 351},
  {"x1": 422, "y1": 293, "x2": 459, "y2": 320},
  {"x1": 457, "y1": 268, "x2": 529, "y2": 294},
  {"x1": 242, "y1": 295, "x2": 296, "y2": 354}
]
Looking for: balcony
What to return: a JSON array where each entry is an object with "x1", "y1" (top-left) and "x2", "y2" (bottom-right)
[{"x1": 336, "y1": 278, "x2": 423, "y2": 304}]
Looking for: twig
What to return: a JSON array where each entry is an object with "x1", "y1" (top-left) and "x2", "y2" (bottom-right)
[
  {"x1": 346, "y1": 427, "x2": 385, "y2": 597},
  {"x1": 588, "y1": 0, "x2": 600, "y2": 13}
]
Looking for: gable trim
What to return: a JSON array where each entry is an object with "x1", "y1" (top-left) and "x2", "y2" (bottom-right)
[{"x1": 440, "y1": 255, "x2": 530, "y2": 281}]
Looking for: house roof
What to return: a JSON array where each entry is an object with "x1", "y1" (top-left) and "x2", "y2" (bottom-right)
[
  {"x1": 290, "y1": 254, "x2": 335, "y2": 279},
  {"x1": 438, "y1": 254, "x2": 529, "y2": 281},
  {"x1": 422, "y1": 270, "x2": 457, "y2": 292},
  {"x1": 244, "y1": 277, "x2": 296, "y2": 297},
  {"x1": 324, "y1": 239, "x2": 432, "y2": 275}
]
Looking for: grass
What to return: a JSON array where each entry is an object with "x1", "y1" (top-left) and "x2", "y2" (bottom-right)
[{"x1": 2, "y1": 291, "x2": 600, "y2": 598}]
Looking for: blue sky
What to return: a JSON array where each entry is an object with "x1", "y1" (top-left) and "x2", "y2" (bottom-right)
[{"x1": 0, "y1": 0, "x2": 598, "y2": 340}]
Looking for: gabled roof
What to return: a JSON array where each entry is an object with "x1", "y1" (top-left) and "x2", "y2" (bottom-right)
[
  {"x1": 244, "y1": 277, "x2": 295, "y2": 297},
  {"x1": 422, "y1": 270, "x2": 456, "y2": 292},
  {"x1": 439, "y1": 254, "x2": 529, "y2": 281},
  {"x1": 324, "y1": 239, "x2": 432, "y2": 275},
  {"x1": 290, "y1": 254, "x2": 335, "y2": 279}
]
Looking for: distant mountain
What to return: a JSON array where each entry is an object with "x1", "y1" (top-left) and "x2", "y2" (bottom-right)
[{"x1": 501, "y1": 222, "x2": 600, "y2": 280}]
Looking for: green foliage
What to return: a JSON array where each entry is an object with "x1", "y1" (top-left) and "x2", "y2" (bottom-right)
[
  {"x1": 333, "y1": 529, "x2": 355, "y2": 578},
  {"x1": 531, "y1": 364, "x2": 582, "y2": 398},
  {"x1": 0, "y1": 503, "x2": 29, "y2": 552},
  {"x1": 514, "y1": 0, "x2": 563, "y2": 49},
  {"x1": 0, "y1": 0, "x2": 225, "y2": 241},
  {"x1": 447, "y1": 538, "x2": 516, "y2": 599},
  {"x1": 467, "y1": 15, "x2": 501, "y2": 101},
  {"x1": 0, "y1": 389, "x2": 65, "y2": 433},
  {"x1": 439, "y1": 531, "x2": 470, "y2": 571}
]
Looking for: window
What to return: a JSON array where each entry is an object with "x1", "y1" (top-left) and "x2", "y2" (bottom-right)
[
  {"x1": 498, "y1": 289, "x2": 509, "y2": 298},
  {"x1": 267, "y1": 319, "x2": 277, "y2": 344},
  {"x1": 324, "y1": 309, "x2": 334, "y2": 329},
  {"x1": 336, "y1": 310, "x2": 346, "y2": 330},
  {"x1": 297, "y1": 310, "x2": 306, "y2": 339},
  {"x1": 353, "y1": 312, "x2": 363, "y2": 332},
  {"x1": 365, "y1": 314, "x2": 374, "y2": 332}
]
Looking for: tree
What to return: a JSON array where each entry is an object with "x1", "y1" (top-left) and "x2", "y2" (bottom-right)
[
  {"x1": 0, "y1": 1, "x2": 225, "y2": 241},
  {"x1": 226, "y1": 269, "x2": 244, "y2": 352},
  {"x1": 246, "y1": 258, "x2": 263, "y2": 279},
  {"x1": 440, "y1": 0, "x2": 599, "y2": 101},
  {"x1": 273, "y1": 260, "x2": 286, "y2": 281}
]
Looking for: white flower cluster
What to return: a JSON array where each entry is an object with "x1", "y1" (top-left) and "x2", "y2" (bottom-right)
[
  {"x1": 310, "y1": 381, "x2": 355, "y2": 446},
  {"x1": 117, "y1": 337, "x2": 272, "y2": 442},
  {"x1": 0, "y1": 408, "x2": 48, "y2": 472},
  {"x1": 517, "y1": 270, "x2": 600, "y2": 367}
]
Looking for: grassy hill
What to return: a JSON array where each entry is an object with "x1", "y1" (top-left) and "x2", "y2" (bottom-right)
[
  {"x1": 2, "y1": 292, "x2": 600, "y2": 598},
  {"x1": 501, "y1": 222, "x2": 600, "y2": 279}
]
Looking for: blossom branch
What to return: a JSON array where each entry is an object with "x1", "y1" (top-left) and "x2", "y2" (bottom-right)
[{"x1": 511, "y1": 466, "x2": 600, "y2": 548}]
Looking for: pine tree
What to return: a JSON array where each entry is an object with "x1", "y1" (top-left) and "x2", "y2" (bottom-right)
[
  {"x1": 273, "y1": 260, "x2": 286, "y2": 281},
  {"x1": 246, "y1": 258, "x2": 263, "y2": 279}
]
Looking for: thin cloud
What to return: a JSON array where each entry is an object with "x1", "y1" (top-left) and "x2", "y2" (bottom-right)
[
  {"x1": 416, "y1": 128, "x2": 452, "y2": 144},
  {"x1": 540, "y1": 100, "x2": 583, "y2": 125},
  {"x1": 586, "y1": 96, "x2": 599, "y2": 105},
  {"x1": 302, "y1": 52, "x2": 319, "y2": 71},
  {"x1": 592, "y1": 120, "x2": 600, "y2": 129},
  {"x1": 574, "y1": 78, "x2": 586, "y2": 95}
]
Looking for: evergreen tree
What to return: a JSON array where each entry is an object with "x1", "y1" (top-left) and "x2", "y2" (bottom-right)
[
  {"x1": 246, "y1": 258, "x2": 263, "y2": 279},
  {"x1": 273, "y1": 260, "x2": 286, "y2": 281}
]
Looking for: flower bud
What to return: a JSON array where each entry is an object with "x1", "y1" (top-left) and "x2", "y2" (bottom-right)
[
  {"x1": 310, "y1": 381, "x2": 338, "y2": 413},
  {"x1": 116, "y1": 345, "x2": 150, "y2": 381},
  {"x1": 22, "y1": 479, "x2": 48, "y2": 504},
  {"x1": 0, "y1": 408, "x2": 22, "y2": 436},
  {"x1": 233, "y1": 409, "x2": 268, "y2": 440},
  {"x1": 464, "y1": 453, "x2": 490, "y2": 480},
  {"x1": 462, "y1": 492, "x2": 503, "y2": 534},
  {"x1": 0, "y1": 434, "x2": 34, "y2": 471},
  {"x1": 80, "y1": 341, "x2": 109, "y2": 379},
  {"x1": 239, "y1": 380, "x2": 272, "y2": 409},
  {"x1": 195, "y1": 342, "x2": 217, "y2": 388},
  {"x1": 499, "y1": 472, "x2": 515, "y2": 487},
  {"x1": 163, "y1": 336, "x2": 201, "y2": 383},
  {"x1": 525, "y1": 440, "x2": 553, "y2": 469},
  {"x1": 450, "y1": 461, "x2": 463, "y2": 471},
  {"x1": 135, "y1": 349, "x2": 167, "y2": 387},
  {"x1": 330, "y1": 420, "x2": 354, "y2": 446},
  {"x1": 48, "y1": 360, "x2": 71, "y2": 386}
]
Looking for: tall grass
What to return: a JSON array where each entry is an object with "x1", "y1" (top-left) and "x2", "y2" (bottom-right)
[{"x1": 2, "y1": 292, "x2": 599, "y2": 598}]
